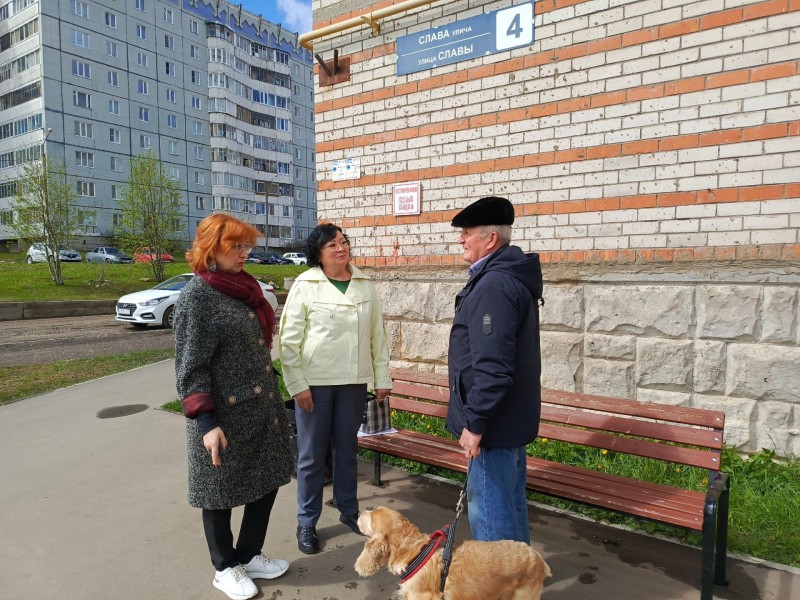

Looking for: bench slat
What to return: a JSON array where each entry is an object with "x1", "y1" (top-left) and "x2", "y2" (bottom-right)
[
  {"x1": 537, "y1": 423, "x2": 722, "y2": 470},
  {"x1": 391, "y1": 380, "x2": 450, "y2": 403},
  {"x1": 388, "y1": 396, "x2": 448, "y2": 418},
  {"x1": 541, "y1": 405, "x2": 723, "y2": 450}
]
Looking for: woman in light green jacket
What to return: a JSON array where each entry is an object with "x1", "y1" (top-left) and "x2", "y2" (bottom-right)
[{"x1": 278, "y1": 223, "x2": 391, "y2": 555}]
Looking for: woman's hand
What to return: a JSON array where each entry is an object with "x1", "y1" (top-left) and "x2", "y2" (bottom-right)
[
  {"x1": 375, "y1": 388, "x2": 391, "y2": 404},
  {"x1": 294, "y1": 389, "x2": 314, "y2": 412},
  {"x1": 203, "y1": 427, "x2": 228, "y2": 467}
]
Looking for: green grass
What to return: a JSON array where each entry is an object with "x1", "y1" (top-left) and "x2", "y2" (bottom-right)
[
  {"x1": 0, "y1": 348, "x2": 175, "y2": 405},
  {"x1": 0, "y1": 252, "x2": 307, "y2": 301}
]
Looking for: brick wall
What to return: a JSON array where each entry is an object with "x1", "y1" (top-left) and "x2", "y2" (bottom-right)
[{"x1": 310, "y1": 0, "x2": 800, "y2": 456}]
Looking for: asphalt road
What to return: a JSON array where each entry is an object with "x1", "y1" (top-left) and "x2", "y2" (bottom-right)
[{"x1": 0, "y1": 315, "x2": 175, "y2": 367}]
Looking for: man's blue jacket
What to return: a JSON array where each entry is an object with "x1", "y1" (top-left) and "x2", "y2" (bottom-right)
[{"x1": 446, "y1": 244, "x2": 543, "y2": 448}]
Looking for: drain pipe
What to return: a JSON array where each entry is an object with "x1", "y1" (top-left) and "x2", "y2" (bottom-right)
[{"x1": 298, "y1": 0, "x2": 439, "y2": 50}]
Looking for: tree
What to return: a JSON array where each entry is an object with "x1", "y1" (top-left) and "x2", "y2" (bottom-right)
[
  {"x1": 117, "y1": 150, "x2": 184, "y2": 282},
  {"x1": 11, "y1": 150, "x2": 81, "y2": 286}
]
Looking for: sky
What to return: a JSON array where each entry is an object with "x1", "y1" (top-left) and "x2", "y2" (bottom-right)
[{"x1": 243, "y1": 0, "x2": 313, "y2": 36}]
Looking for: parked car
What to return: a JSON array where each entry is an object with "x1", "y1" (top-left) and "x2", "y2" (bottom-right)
[
  {"x1": 115, "y1": 273, "x2": 278, "y2": 329},
  {"x1": 283, "y1": 252, "x2": 307, "y2": 265},
  {"x1": 245, "y1": 251, "x2": 272, "y2": 264},
  {"x1": 26, "y1": 243, "x2": 82, "y2": 264},
  {"x1": 265, "y1": 252, "x2": 293, "y2": 265},
  {"x1": 134, "y1": 248, "x2": 174, "y2": 263},
  {"x1": 246, "y1": 251, "x2": 293, "y2": 265},
  {"x1": 86, "y1": 247, "x2": 133, "y2": 264}
]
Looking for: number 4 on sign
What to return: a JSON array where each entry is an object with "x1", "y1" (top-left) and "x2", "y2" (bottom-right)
[{"x1": 495, "y1": 3, "x2": 534, "y2": 51}]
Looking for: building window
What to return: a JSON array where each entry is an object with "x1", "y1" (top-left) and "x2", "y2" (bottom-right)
[
  {"x1": 191, "y1": 70, "x2": 201, "y2": 84},
  {"x1": 166, "y1": 88, "x2": 176, "y2": 103},
  {"x1": 168, "y1": 166, "x2": 179, "y2": 180},
  {"x1": 191, "y1": 96, "x2": 201, "y2": 110},
  {"x1": 112, "y1": 211, "x2": 122, "y2": 226},
  {"x1": 136, "y1": 24, "x2": 146, "y2": 39},
  {"x1": 107, "y1": 41, "x2": 118, "y2": 58},
  {"x1": 193, "y1": 146, "x2": 203, "y2": 160},
  {"x1": 168, "y1": 140, "x2": 178, "y2": 155},
  {"x1": 194, "y1": 171, "x2": 204, "y2": 185},
  {"x1": 193, "y1": 121, "x2": 202, "y2": 135},
  {"x1": 282, "y1": 205, "x2": 290, "y2": 217},
  {"x1": 77, "y1": 181, "x2": 95, "y2": 197},
  {"x1": 135, "y1": 0, "x2": 145, "y2": 11},
  {"x1": 109, "y1": 128, "x2": 121, "y2": 143},
  {"x1": 138, "y1": 107, "x2": 149, "y2": 122},
  {"x1": 195, "y1": 195, "x2": 204, "y2": 209},
  {"x1": 108, "y1": 99, "x2": 119, "y2": 115},
  {"x1": 137, "y1": 53, "x2": 148, "y2": 68},
  {"x1": 111, "y1": 185, "x2": 119, "y2": 200},
  {"x1": 107, "y1": 70, "x2": 118, "y2": 86},
  {"x1": 164, "y1": 35, "x2": 174, "y2": 50},
  {"x1": 73, "y1": 91, "x2": 91, "y2": 109},
  {"x1": 137, "y1": 79, "x2": 149, "y2": 95},
  {"x1": 167, "y1": 114, "x2": 176, "y2": 128},
  {"x1": 165, "y1": 61, "x2": 175, "y2": 77},
  {"x1": 163, "y1": 8, "x2": 173, "y2": 23},
  {"x1": 72, "y1": 30, "x2": 89, "y2": 48},
  {"x1": 110, "y1": 156, "x2": 120, "y2": 171},
  {"x1": 189, "y1": 20, "x2": 198, "y2": 35},
  {"x1": 71, "y1": 0, "x2": 88, "y2": 18},
  {"x1": 75, "y1": 151, "x2": 93, "y2": 168},
  {"x1": 71, "y1": 60, "x2": 90, "y2": 79},
  {"x1": 74, "y1": 121, "x2": 93, "y2": 138},
  {"x1": 140, "y1": 134, "x2": 151, "y2": 149},
  {"x1": 105, "y1": 12, "x2": 116, "y2": 28}
]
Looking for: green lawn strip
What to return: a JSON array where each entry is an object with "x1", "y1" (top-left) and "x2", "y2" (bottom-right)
[
  {"x1": 0, "y1": 254, "x2": 306, "y2": 301},
  {"x1": 0, "y1": 349, "x2": 175, "y2": 405}
]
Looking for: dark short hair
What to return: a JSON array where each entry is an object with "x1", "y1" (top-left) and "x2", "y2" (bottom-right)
[{"x1": 305, "y1": 223, "x2": 346, "y2": 268}]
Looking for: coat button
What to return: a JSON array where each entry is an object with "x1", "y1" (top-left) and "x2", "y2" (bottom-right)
[
  {"x1": 254, "y1": 386, "x2": 262, "y2": 394},
  {"x1": 258, "y1": 338, "x2": 265, "y2": 346},
  {"x1": 268, "y1": 392, "x2": 274, "y2": 399},
  {"x1": 228, "y1": 396, "x2": 237, "y2": 405},
  {"x1": 273, "y1": 418, "x2": 279, "y2": 425},
  {"x1": 248, "y1": 311, "x2": 255, "y2": 318}
]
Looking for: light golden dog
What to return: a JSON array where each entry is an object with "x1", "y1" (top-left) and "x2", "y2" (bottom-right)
[{"x1": 354, "y1": 506, "x2": 551, "y2": 600}]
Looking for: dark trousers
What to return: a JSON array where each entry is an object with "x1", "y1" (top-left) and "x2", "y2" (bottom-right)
[
  {"x1": 202, "y1": 490, "x2": 278, "y2": 571},
  {"x1": 295, "y1": 384, "x2": 367, "y2": 526}
]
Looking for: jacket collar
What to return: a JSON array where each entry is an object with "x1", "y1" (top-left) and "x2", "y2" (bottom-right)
[{"x1": 298, "y1": 264, "x2": 368, "y2": 282}]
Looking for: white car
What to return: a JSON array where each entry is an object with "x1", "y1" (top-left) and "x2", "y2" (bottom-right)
[
  {"x1": 115, "y1": 273, "x2": 278, "y2": 329},
  {"x1": 27, "y1": 243, "x2": 82, "y2": 263},
  {"x1": 283, "y1": 252, "x2": 307, "y2": 265}
]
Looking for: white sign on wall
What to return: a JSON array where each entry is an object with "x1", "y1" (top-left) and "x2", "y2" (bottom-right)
[
  {"x1": 393, "y1": 182, "x2": 421, "y2": 216},
  {"x1": 331, "y1": 158, "x2": 361, "y2": 181}
]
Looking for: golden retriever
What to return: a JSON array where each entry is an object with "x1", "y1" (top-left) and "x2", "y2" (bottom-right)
[{"x1": 354, "y1": 506, "x2": 550, "y2": 600}]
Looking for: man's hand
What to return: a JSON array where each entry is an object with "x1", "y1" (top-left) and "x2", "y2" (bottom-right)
[
  {"x1": 203, "y1": 427, "x2": 228, "y2": 467},
  {"x1": 459, "y1": 428, "x2": 482, "y2": 459},
  {"x1": 294, "y1": 389, "x2": 314, "y2": 412},
  {"x1": 375, "y1": 388, "x2": 390, "y2": 403}
]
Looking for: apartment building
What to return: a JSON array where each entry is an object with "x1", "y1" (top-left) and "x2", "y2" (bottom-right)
[{"x1": 0, "y1": 0, "x2": 315, "y2": 249}]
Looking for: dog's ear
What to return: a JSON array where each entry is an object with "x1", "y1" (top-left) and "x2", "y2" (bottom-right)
[{"x1": 354, "y1": 535, "x2": 390, "y2": 577}]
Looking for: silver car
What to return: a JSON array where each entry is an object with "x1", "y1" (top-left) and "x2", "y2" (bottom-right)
[{"x1": 86, "y1": 247, "x2": 133, "y2": 264}]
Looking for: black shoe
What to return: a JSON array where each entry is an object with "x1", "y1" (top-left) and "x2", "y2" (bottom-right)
[
  {"x1": 296, "y1": 525, "x2": 320, "y2": 554},
  {"x1": 339, "y1": 513, "x2": 364, "y2": 536}
]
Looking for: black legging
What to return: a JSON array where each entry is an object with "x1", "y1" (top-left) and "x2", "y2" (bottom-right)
[{"x1": 202, "y1": 489, "x2": 279, "y2": 571}]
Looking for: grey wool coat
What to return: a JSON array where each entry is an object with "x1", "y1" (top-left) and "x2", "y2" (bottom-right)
[{"x1": 174, "y1": 276, "x2": 292, "y2": 510}]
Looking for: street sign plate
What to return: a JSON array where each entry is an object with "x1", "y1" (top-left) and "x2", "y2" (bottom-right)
[{"x1": 396, "y1": 2, "x2": 534, "y2": 76}]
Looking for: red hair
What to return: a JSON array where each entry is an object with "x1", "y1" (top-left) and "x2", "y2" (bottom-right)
[{"x1": 186, "y1": 213, "x2": 261, "y2": 272}]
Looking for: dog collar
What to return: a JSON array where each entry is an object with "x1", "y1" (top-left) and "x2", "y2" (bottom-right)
[{"x1": 398, "y1": 525, "x2": 449, "y2": 583}]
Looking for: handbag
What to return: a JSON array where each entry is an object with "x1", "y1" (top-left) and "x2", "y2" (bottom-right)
[{"x1": 360, "y1": 392, "x2": 391, "y2": 434}]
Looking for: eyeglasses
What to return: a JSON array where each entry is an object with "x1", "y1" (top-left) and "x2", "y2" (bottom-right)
[
  {"x1": 323, "y1": 239, "x2": 350, "y2": 251},
  {"x1": 231, "y1": 243, "x2": 252, "y2": 254}
]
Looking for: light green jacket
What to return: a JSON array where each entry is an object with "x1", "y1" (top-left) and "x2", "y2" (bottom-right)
[{"x1": 277, "y1": 264, "x2": 392, "y2": 398}]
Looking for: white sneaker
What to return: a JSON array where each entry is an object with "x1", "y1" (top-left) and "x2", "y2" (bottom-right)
[
  {"x1": 243, "y1": 553, "x2": 289, "y2": 580},
  {"x1": 212, "y1": 565, "x2": 257, "y2": 600}
]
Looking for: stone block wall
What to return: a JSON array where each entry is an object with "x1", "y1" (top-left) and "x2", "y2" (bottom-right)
[{"x1": 371, "y1": 263, "x2": 800, "y2": 457}]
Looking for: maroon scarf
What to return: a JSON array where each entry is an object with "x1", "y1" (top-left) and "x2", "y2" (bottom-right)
[{"x1": 197, "y1": 269, "x2": 275, "y2": 347}]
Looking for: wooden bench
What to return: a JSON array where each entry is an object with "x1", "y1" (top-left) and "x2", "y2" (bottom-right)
[{"x1": 357, "y1": 368, "x2": 730, "y2": 600}]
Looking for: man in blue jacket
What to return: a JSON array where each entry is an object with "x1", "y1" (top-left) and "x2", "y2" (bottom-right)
[{"x1": 446, "y1": 196, "x2": 543, "y2": 544}]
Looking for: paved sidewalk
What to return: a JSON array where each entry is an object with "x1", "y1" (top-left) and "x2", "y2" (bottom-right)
[{"x1": 1, "y1": 360, "x2": 797, "y2": 599}]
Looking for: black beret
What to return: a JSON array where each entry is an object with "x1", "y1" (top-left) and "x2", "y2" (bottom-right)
[{"x1": 451, "y1": 196, "x2": 515, "y2": 228}]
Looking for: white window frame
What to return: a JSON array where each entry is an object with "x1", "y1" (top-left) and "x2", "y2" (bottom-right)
[{"x1": 108, "y1": 99, "x2": 119, "y2": 115}]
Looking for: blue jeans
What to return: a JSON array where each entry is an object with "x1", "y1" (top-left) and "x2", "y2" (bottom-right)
[{"x1": 467, "y1": 446, "x2": 530, "y2": 543}]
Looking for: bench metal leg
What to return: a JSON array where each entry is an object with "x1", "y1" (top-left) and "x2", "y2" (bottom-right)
[
  {"x1": 369, "y1": 451, "x2": 385, "y2": 487},
  {"x1": 714, "y1": 475, "x2": 730, "y2": 587},
  {"x1": 700, "y1": 498, "x2": 717, "y2": 600}
]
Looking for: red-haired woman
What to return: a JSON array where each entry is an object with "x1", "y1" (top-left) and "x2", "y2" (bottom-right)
[{"x1": 174, "y1": 214, "x2": 292, "y2": 600}]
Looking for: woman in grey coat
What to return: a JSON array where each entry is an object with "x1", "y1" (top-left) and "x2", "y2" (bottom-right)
[{"x1": 174, "y1": 214, "x2": 293, "y2": 600}]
